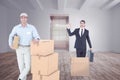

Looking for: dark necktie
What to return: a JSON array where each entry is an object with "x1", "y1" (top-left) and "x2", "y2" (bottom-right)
[{"x1": 81, "y1": 29, "x2": 83, "y2": 36}]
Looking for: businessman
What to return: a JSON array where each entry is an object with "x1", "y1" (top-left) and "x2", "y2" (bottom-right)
[
  {"x1": 67, "y1": 20, "x2": 92, "y2": 57},
  {"x1": 9, "y1": 13, "x2": 40, "y2": 80}
]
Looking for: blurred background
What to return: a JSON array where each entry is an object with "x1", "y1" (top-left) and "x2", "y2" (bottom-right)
[{"x1": 0, "y1": 0, "x2": 120, "y2": 53}]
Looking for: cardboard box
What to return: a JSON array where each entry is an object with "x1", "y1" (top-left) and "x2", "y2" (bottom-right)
[
  {"x1": 31, "y1": 53, "x2": 58, "y2": 75},
  {"x1": 32, "y1": 74, "x2": 41, "y2": 80},
  {"x1": 13, "y1": 36, "x2": 19, "y2": 49},
  {"x1": 71, "y1": 57, "x2": 89, "y2": 76},
  {"x1": 31, "y1": 40, "x2": 54, "y2": 56},
  {"x1": 31, "y1": 56, "x2": 40, "y2": 74},
  {"x1": 40, "y1": 53, "x2": 58, "y2": 75},
  {"x1": 32, "y1": 71, "x2": 60, "y2": 80},
  {"x1": 41, "y1": 70, "x2": 60, "y2": 80}
]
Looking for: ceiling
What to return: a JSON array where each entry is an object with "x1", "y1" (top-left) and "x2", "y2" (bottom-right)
[{"x1": 0, "y1": 0, "x2": 120, "y2": 11}]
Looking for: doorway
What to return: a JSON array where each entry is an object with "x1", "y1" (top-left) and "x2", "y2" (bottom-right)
[{"x1": 50, "y1": 15, "x2": 69, "y2": 50}]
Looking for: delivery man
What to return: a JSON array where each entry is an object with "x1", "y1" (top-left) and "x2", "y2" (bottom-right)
[{"x1": 9, "y1": 13, "x2": 40, "y2": 80}]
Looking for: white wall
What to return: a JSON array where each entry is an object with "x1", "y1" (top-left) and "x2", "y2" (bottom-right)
[
  {"x1": 6, "y1": 8, "x2": 112, "y2": 52},
  {"x1": 0, "y1": 5, "x2": 114, "y2": 53},
  {"x1": 26, "y1": 9, "x2": 112, "y2": 52},
  {"x1": 0, "y1": 5, "x2": 8, "y2": 53},
  {"x1": 67, "y1": 8, "x2": 112, "y2": 52},
  {"x1": 6, "y1": 9, "x2": 21, "y2": 52},
  {"x1": 110, "y1": 4, "x2": 120, "y2": 53},
  {"x1": 2, "y1": 9, "x2": 51, "y2": 53}
]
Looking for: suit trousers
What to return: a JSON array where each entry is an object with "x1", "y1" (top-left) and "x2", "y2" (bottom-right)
[
  {"x1": 16, "y1": 46, "x2": 31, "y2": 80},
  {"x1": 76, "y1": 49, "x2": 86, "y2": 57}
]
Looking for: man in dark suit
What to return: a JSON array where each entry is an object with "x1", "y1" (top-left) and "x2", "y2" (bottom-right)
[{"x1": 67, "y1": 20, "x2": 92, "y2": 57}]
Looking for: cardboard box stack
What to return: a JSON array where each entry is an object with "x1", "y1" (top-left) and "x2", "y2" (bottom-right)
[
  {"x1": 31, "y1": 40, "x2": 60, "y2": 80},
  {"x1": 71, "y1": 57, "x2": 89, "y2": 76}
]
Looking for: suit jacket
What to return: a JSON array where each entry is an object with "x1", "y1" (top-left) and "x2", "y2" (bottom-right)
[{"x1": 67, "y1": 28, "x2": 92, "y2": 50}]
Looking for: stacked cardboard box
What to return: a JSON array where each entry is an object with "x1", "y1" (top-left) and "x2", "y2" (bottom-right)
[
  {"x1": 31, "y1": 40, "x2": 60, "y2": 80},
  {"x1": 33, "y1": 71, "x2": 60, "y2": 80},
  {"x1": 71, "y1": 57, "x2": 89, "y2": 76},
  {"x1": 31, "y1": 40, "x2": 54, "y2": 56}
]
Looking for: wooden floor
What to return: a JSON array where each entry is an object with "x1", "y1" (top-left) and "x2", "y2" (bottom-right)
[{"x1": 0, "y1": 51, "x2": 120, "y2": 80}]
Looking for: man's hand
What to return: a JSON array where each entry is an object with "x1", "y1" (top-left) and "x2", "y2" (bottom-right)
[
  {"x1": 66, "y1": 24, "x2": 71, "y2": 29},
  {"x1": 10, "y1": 45, "x2": 15, "y2": 50},
  {"x1": 32, "y1": 39, "x2": 39, "y2": 46},
  {"x1": 90, "y1": 48, "x2": 92, "y2": 51}
]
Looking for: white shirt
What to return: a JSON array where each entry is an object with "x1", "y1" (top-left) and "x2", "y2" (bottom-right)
[
  {"x1": 79, "y1": 28, "x2": 85, "y2": 37},
  {"x1": 9, "y1": 24, "x2": 40, "y2": 46}
]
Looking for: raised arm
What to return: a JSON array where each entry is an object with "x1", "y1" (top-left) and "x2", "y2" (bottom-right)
[{"x1": 66, "y1": 24, "x2": 76, "y2": 36}]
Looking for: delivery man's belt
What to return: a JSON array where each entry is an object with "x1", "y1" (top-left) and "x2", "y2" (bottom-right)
[{"x1": 19, "y1": 44, "x2": 30, "y2": 47}]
